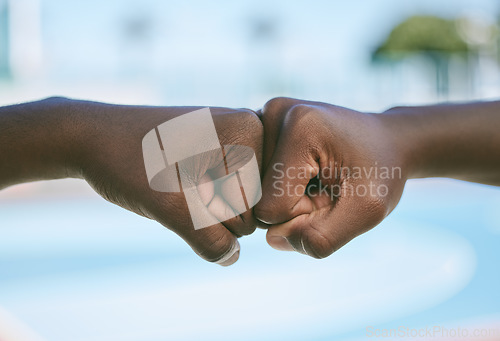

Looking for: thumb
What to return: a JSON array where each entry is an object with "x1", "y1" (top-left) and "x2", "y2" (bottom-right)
[
  {"x1": 266, "y1": 188, "x2": 388, "y2": 258},
  {"x1": 149, "y1": 190, "x2": 241, "y2": 266},
  {"x1": 182, "y1": 222, "x2": 241, "y2": 266}
]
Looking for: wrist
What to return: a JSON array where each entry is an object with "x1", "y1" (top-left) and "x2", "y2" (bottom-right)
[
  {"x1": 56, "y1": 98, "x2": 117, "y2": 181},
  {"x1": 378, "y1": 106, "x2": 428, "y2": 180},
  {"x1": 51, "y1": 97, "x2": 90, "y2": 179}
]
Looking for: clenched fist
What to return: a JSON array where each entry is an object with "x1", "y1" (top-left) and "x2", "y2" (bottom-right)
[
  {"x1": 0, "y1": 98, "x2": 263, "y2": 266},
  {"x1": 255, "y1": 97, "x2": 407, "y2": 258}
]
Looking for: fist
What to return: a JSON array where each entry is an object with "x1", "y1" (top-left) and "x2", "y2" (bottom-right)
[
  {"x1": 74, "y1": 102, "x2": 263, "y2": 266},
  {"x1": 255, "y1": 97, "x2": 407, "y2": 258}
]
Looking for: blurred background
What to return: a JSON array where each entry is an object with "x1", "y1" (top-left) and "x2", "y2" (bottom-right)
[{"x1": 0, "y1": 0, "x2": 499, "y2": 340}]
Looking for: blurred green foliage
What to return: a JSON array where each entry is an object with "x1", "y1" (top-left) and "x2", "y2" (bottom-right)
[{"x1": 373, "y1": 15, "x2": 469, "y2": 59}]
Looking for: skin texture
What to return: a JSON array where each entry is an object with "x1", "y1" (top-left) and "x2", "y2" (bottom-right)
[
  {"x1": 382, "y1": 101, "x2": 500, "y2": 185},
  {"x1": 255, "y1": 97, "x2": 500, "y2": 258},
  {"x1": 0, "y1": 97, "x2": 263, "y2": 266},
  {"x1": 1, "y1": 96, "x2": 499, "y2": 263}
]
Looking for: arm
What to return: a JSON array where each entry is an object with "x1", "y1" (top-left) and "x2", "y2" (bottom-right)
[
  {"x1": 0, "y1": 97, "x2": 263, "y2": 266},
  {"x1": 382, "y1": 101, "x2": 500, "y2": 185},
  {"x1": 255, "y1": 97, "x2": 500, "y2": 258},
  {"x1": 0, "y1": 97, "x2": 79, "y2": 189}
]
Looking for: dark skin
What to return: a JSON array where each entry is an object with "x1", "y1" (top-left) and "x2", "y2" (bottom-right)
[
  {"x1": 255, "y1": 97, "x2": 500, "y2": 258},
  {"x1": 1, "y1": 96, "x2": 499, "y2": 264},
  {"x1": 0, "y1": 97, "x2": 263, "y2": 266}
]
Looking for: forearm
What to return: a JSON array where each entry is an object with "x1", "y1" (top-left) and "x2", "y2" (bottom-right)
[
  {"x1": 382, "y1": 101, "x2": 500, "y2": 185},
  {"x1": 0, "y1": 97, "x2": 81, "y2": 190}
]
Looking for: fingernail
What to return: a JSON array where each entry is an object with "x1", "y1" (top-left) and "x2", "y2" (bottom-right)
[
  {"x1": 218, "y1": 250, "x2": 240, "y2": 267},
  {"x1": 268, "y1": 236, "x2": 294, "y2": 251},
  {"x1": 255, "y1": 216, "x2": 274, "y2": 225},
  {"x1": 216, "y1": 241, "x2": 240, "y2": 266}
]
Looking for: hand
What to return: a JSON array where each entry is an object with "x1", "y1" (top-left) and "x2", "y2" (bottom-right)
[
  {"x1": 2, "y1": 97, "x2": 498, "y2": 264},
  {"x1": 70, "y1": 101, "x2": 263, "y2": 266},
  {"x1": 255, "y1": 97, "x2": 407, "y2": 258}
]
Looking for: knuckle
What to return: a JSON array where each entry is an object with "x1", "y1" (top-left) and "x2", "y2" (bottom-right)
[
  {"x1": 262, "y1": 97, "x2": 294, "y2": 115},
  {"x1": 285, "y1": 104, "x2": 318, "y2": 130},
  {"x1": 235, "y1": 108, "x2": 260, "y2": 123},
  {"x1": 232, "y1": 109, "x2": 264, "y2": 137},
  {"x1": 219, "y1": 109, "x2": 263, "y2": 147},
  {"x1": 243, "y1": 109, "x2": 264, "y2": 132}
]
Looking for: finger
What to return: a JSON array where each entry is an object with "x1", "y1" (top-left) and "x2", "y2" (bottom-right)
[
  {"x1": 266, "y1": 189, "x2": 388, "y2": 258},
  {"x1": 150, "y1": 191, "x2": 241, "y2": 266},
  {"x1": 220, "y1": 207, "x2": 258, "y2": 237},
  {"x1": 198, "y1": 172, "x2": 258, "y2": 237},
  {"x1": 206, "y1": 195, "x2": 257, "y2": 237},
  {"x1": 200, "y1": 145, "x2": 261, "y2": 236},
  {"x1": 259, "y1": 97, "x2": 331, "y2": 170},
  {"x1": 255, "y1": 105, "x2": 321, "y2": 225},
  {"x1": 259, "y1": 97, "x2": 305, "y2": 169},
  {"x1": 183, "y1": 221, "x2": 241, "y2": 266}
]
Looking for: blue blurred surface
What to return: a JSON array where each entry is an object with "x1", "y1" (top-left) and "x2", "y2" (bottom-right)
[{"x1": 0, "y1": 179, "x2": 498, "y2": 340}]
